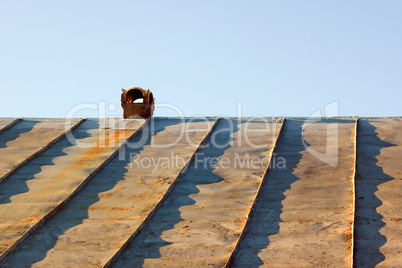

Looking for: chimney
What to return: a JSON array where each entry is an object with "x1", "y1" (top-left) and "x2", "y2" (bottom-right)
[{"x1": 121, "y1": 87, "x2": 155, "y2": 119}]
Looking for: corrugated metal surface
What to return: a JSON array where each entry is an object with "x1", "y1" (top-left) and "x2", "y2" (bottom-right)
[{"x1": 0, "y1": 117, "x2": 400, "y2": 268}]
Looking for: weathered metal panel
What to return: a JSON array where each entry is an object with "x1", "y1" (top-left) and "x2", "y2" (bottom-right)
[
  {"x1": 0, "y1": 118, "x2": 21, "y2": 135},
  {"x1": 0, "y1": 119, "x2": 82, "y2": 181},
  {"x1": 0, "y1": 119, "x2": 15, "y2": 129},
  {"x1": 355, "y1": 118, "x2": 402, "y2": 267},
  {"x1": 232, "y1": 118, "x2": 356, "y2": 267},
  {"x1": 113, "y1": 118, "x2": 281, "y2": 267},
  {"x1": 0, "y1": 118, "x2": 144, "y2": 260},
  {"x1": 0, "y1": 118, "x2": 215, "y2": 267},
  {"x1": 0, "y1": 117, "x2": 401, "y2": 267}
]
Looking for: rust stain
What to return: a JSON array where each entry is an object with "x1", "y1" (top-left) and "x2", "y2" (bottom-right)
[
  {"x1": 345, "y1": 221, "x2": 354, "y2": 251},
  {"x1": 99, "y1": 129, "x2": 131, "y2": 147},
  {"x1": 113, "y1": 239, "x2": 123, "y2": 247},
  {"x1": 297, "y1": 219, "x2": 315, "y2": 224},
  {"x1": 22, "y1": 216, "x2": 42, "y2": 223},
  {"x1": 5, "y1": 240, "x2": 14, "y2": 247},
  {"x1": 133, "y1": 190, "x2": 166, "y2": 201},
  {"x1": 138, "y1": 180, "x2": 146, "y2": 185},
  {"x1": 42, "y1": 129, "x2": 132, "y2": 191},
  {"x1": 99, "y1": 193, "x2": 114, "y2": 198},
  {"x1": 108, "y1": 217, "x2": 126, "y2": 222},
  {"x1": 110, "y1": 207, "x2": 130, "y2": 211},
  {"x1": 88, "y1": 206, "x2": 132, "y2": 212},
  {"x1": 344, "y1": 231, "x2": 353, "y2": 251}
]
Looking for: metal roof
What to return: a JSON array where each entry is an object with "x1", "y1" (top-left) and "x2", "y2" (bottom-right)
[{"x1": 0, "y1": 117, "x2": 400, "y2": 267}]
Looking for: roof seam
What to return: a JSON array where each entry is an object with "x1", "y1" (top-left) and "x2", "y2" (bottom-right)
[
  {"x1": 224, "y1": 118, "x2": 286, "y2": 267},
  {"x1": 103, "y1": 117, "x2": 222, "y2": 267},
  {"x1": 0, "y1": 118, "x2": 86, "y2": 184},
  {"x1": 0, "y1": 118, "x2": 22, "y2": 136},
  {"x1": 351, "y1": 117, "x2": 359, "y2": 268},
  {"x1": 0, "y1": 118, "x2": 148, "y2": 264}
]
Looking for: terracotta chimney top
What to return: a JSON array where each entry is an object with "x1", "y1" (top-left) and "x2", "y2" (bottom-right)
[{"x1": 121, "y1": 87, "x2": 155, "y2": 119}]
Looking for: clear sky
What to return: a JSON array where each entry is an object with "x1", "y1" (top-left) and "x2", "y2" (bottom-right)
[{"x1": 1, "y1": 1, "x2": 401, "y2": 118}]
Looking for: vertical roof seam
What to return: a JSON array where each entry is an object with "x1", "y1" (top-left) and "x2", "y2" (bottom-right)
[
  {"x1": 351, "y1": 116, "x2": 359, "y2": 268},
  {"x1": 103, "y1": 117, "x2": 222, "y2": 268},
  {"x1": 0, "y1": 118, "x2": 86, "y2": 184},
  {"x1": 0, "y1": 118, "x2": 23, "y2": 136},
  {"x1": 224, "y1": 118, "x2": 286, "y2": 267},
  {"x1": 0, "y1": 118, "x2": 148, "y2": 264}
]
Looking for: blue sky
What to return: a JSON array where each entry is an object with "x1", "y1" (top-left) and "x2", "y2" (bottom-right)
[{"x1": 1, "y1": 1, "x2": 401, "y2": 118}]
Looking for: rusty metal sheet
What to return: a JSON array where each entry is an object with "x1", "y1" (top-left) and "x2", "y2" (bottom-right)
[
  {"x1": 0, "y1": 118, "x2": 82, "y2": 181},
  {"x1": 0, "y1": 118, "x2": 215, "y2": 267},
  {"x1": 355, "y1": 118, "x2": 402, "y2": 267},
  {"x1": 231, "y1": 118, "x2": 356, "y2": 267},
  {"x1": 0, "y1": 118, "x2": 144, "y2": 260},
  {"x1": 113, "y1": 118, "x2": 281, "y2": 267}
]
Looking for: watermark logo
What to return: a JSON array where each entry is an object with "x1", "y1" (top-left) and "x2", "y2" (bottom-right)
[
  {"x1": 61, "y1": 99, "x2": 341, "y2": 169},
  {"x1": 63, "y1": 101, "x2": 282, "y2": 150},
  {"x1": 302, "y1": 100, "x2": 339, "y2": 167},
  {"x1": 130, "y1": 152, "x2": 286, "y2": 173}
]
